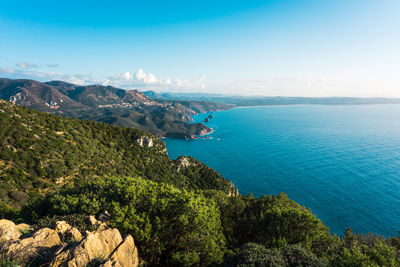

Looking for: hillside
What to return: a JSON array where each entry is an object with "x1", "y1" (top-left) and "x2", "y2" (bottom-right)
[
  {"x1": 0, "y1": 99, "x2": 399, "y2": 266},
  {"x1": 0, "y1": 99, "x2": 236, "y2": 209},
  {"x1": 0, "y1": 78, "x2": 229, "y2": 139}
]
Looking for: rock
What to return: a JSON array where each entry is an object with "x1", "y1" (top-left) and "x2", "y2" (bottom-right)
[
  {"x1": 97, "y1": 210, "x2": 111, "y2": 222},
  {"x1": 87, "y1": 215, "x2": 98, "y2": 226},
  {"x1": 137, "y1": 136, "x2": 153, "y2": 147},
  {"x1": 208, "y1": 114, "x2": 214, "y2": 119},
  {"x1": 50, "y1": 228, "x2": 123, "y2": 267},
  {"x1": 203, "y1": 118, "x2": 209, "y2": 122},
  {"x1": 66, "y1": 227, "x2": 82, "y2": 242},
  {"x1": 1, "y1": 218, "x2": 138, "y2": 267},
  {"x1": 15, "y1": 223, "x2": 32, "y2": 233},
  {"x1": 227, "y1": 182, "x2": 239, "y2": 197},
  {"x1": 0, "y1": 219, "x2": 21, "y2": 242},
  {"x1": 107, "y1": 235, "x2": 139, "y2": 267},
  {"x1": 2, "y1": 227, "x2": 62, "y2": 263},
  {"x1": 198, "y1": 127, "x2": 212, "y2": 136},
  {"x1": 176, "y1": 156, "x2": 192, "y2": 172},
  {"x1": 55, "y1": 220, "x2": 73, "y2": 235}
]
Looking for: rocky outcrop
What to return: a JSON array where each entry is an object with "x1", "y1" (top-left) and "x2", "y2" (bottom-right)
[
  {"x1": 137, "y1": 136, "x2": 153, "y2": 147},
  {"x1": 0, "y1": 215, "x2": 139, "y2": 267},
  {"x1": 176, "y1": 156, "x2": 196, "y2": 172},
  {"x1": 228, "y1": 182, "x2": 240, "y2": 197},
  {"x1": 0, "y1": 226, "x2": 62, "y2": 264},
  {"x1": 0, "y1": 219, "x2": 23, "y2": 242}
]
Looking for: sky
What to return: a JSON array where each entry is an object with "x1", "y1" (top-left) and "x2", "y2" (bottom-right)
[{"x1": 1, "y1": 0, "x2": 400, "y2": 97}]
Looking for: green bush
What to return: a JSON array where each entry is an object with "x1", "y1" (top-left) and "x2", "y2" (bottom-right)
[{"x1": 26, "y1": 176, "x2": 226, "y2": 266}]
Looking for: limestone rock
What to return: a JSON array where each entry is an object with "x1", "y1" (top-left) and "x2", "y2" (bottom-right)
[
  {"x1": 176, "y1": 156, "x2": 194, "y2": 172},
  {"x1": 106, "y1": 235, "x2": 138, "y2": 267},
  {"x1": 88, "y1": 215, "x2": 98, "y2": 226},
  {"x1": 50, "y1": 228, "x2": 123, "y2": 267},
  {"x1": 15, "y1": 223, "x2": 32, "y2": 233},
  {"x1": 66, "y1": 227, "x2": 82, "y2": 242},
  {"x1": 1, "y1": 218, "x2": 139, "y2": 267},
  {"x1": 2, "y1": 227, "x2": 62, "y2": 263},
  {"x1": 55, "y1": 220, "x2": 73, "y2": 235},
  {"x1": 137, "y1": 136, "x2": 153, "y2": 147},
  {"x1": 0, "y1": 219, "x2": 21, "y2": 242},
  {"x1": 227, "y1": 182, "x2": 239, "y2": 197}
]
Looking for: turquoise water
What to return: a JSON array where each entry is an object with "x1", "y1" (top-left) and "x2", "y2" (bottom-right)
[{"x1": 164, "y1": 105, "x2": 400, "y2": 236}]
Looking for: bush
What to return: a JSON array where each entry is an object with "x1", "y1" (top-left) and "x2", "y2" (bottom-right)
[{"x1": 26, "y1": 176, "x2": 226, "y2": 266}]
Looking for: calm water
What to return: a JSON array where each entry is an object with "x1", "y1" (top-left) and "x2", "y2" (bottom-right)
[{"x1": 164, "y1": 105, "x2": 400, "y2": 236}]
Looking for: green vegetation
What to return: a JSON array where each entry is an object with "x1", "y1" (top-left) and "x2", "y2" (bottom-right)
[
  {"x1": 0, "y1": 99, "x2": 233, "y2": 208},
  {"x1": 26, "y1": 176, "x2": 225, "y2": 266},
  {"x1": 0, "y1": 99, "x2": 399, "y2": 266}
]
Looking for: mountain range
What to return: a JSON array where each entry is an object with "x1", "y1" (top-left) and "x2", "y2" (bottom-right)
[
  {"x1": 0, "y1": 78, "x2": 228, "y2": 139},
  {"x1": 144, "y1": 91, "x2": 400, "y2": 106}
]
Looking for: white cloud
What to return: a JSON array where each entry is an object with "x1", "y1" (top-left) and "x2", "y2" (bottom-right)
[
  {"x1": 16, "y1": 62, "x2": 38, "y2": 69},
  {"x1": 0, "y1": 66, "x2": 207, "y2": 92},
  {"x1": 106, "y1": 69, "x2": 206, "y2": 91},
  {"x1": 133, "y1": 68, "x2": 157, "y2": 83}
]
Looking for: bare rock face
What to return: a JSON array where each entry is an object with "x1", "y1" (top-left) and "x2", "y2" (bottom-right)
[
  {"x1": 0, "y1": 219, "x2": 22, "y2": 242},
  {"x1": 1, "y1": 225, "x2": 62, "y2": 264},
  {"x1": 176, "y1": 156, "x2": 194, "y2": 172},
  {"x1": 0, "y1": 217, "x2": 138, "y2": 267},
  {"x1": 227, "y1": 182, "x2": 239, "y2": 197},
  {"x1": 137, "y1": 136, "x2": 153, "y2": 147},
  {"x1": 15, "y1": 223, "x2": 32, "y2": 233},
  {"x1": 88, "y1": 215, "x2": 98, "y2": 226},
  {"x1": 51, "y1": 228, "x2": 123, "y2": 266},
  {"x1": 100, "y1": 235, "x2": 139, "y2": 267}
]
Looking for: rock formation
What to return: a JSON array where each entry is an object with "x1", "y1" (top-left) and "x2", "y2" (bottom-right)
[
  {"x1": 136, "y1": 136, "x2": 153, "y2": 147},
  {"x1": 0, "y1": 214, "x2": 139, "y2": 267}
]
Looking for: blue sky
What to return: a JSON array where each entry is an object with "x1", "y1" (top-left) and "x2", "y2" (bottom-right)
[{"x1": 1, "y1": 0, "x2": 399, "y2": 96}]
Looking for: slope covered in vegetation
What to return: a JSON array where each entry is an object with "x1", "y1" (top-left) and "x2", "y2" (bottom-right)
[
  {"x1": 0, "y1": 99, "x2": 235, "y2": 209},
  {"x1": 0, "y1": 100, "x2": 399, "y2": 266},
  {"x1": 0, "y1": 78, "x2": 229, "y2": 139}
]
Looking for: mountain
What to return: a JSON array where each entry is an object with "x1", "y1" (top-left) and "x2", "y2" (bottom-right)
[
  {"x1": 0, "y1": 78, "x2": 229, "y2": 139},
  {"x1": 145, "y1": 91, "x2": 400, "y2": 106},
  {"x1": 0, "y1": 99, "x2": 237, "y2": 209}
]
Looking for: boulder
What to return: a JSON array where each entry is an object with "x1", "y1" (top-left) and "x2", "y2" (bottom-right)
[
  {"x1": 137, "y1": 136, "x2": 153, "y2": 147},
  {"x1": 55, "y1": 220, "x2": 73, "y2": 235},
  {"x1": 0, "y1": 219, "x2": 21, "y2": 242},
  {"x1": 15, "y1": 223, "x2": 32, "y2": 233},
  {"x1": 108, "y1": 235, "x2": 139, "y2": 267},
  {"x1": 50, "y1": 228, "x2": 123, "y2": 267},
  {"x1": 1, "y1": 218, "x2": 138, "y2": 267},
  {"x1": 2, "y1": 227, "x2": 62, "y2": 263},
  {"x1": 87, "y1": 215, "x2": 98, "y2": 226},
  {"x1": 66, "y1": 227, "x2": 83, "y2": 242}
]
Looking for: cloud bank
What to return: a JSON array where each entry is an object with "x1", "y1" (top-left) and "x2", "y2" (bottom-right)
[{"x1": 0, "y1": 65, "x2": 207, "y2": 92}]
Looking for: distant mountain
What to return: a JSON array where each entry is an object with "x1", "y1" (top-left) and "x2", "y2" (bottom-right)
[
  {"x1": 0, "y1": 78, "x2": 229, "y2": 138},
  {"x1": 147, "y1": 91, "x2": 400, "y2": 106}
]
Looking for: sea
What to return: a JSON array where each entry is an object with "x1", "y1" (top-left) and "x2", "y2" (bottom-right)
[{"x1": 164, "y1": 105, "x2": 400, "y2": 237}]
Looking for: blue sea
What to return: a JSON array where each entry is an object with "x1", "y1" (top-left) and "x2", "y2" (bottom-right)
[{"x1": 164, "y1": 105, "x2": 400, "y2": 236}]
